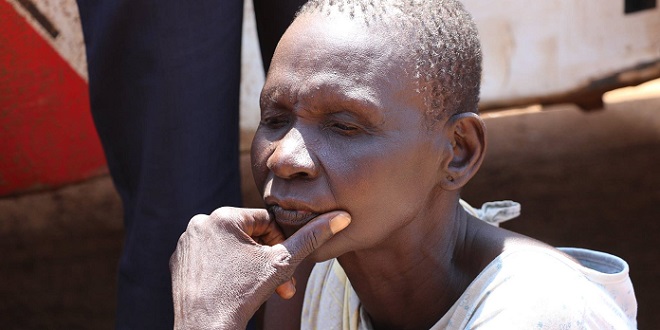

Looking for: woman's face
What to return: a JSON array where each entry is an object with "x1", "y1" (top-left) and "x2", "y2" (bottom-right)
[{"x1": 251, "y1": 13, "x2": 448, "y2": 260}]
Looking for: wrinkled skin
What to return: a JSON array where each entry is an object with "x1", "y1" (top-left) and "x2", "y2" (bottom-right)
[
  {"x1": 170, "y1": 207, "x2": 349, "y2": 329},
  {"x1": 171, "y1": 9, "x2": 498, "y2": 330},
  {"x1": 251, "y1": 12, "x2": 452, "y2": 263}
]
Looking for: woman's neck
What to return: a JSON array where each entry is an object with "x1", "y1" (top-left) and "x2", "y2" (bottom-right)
[{"x1": 336, "y1": 199, "x2": 477, "y2": 330}]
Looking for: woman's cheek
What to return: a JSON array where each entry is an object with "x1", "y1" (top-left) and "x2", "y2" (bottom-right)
[{"x1": 250, "y1": 140, "x2": 272, "y2": 190}]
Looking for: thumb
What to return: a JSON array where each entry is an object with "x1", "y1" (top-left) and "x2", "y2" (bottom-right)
[{"x1": 281, "y1": 211, "x2": 351, "y2": 264}]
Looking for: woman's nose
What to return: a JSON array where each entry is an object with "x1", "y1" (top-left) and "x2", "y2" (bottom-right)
[{"x1": 266, "y1": 127, "x2": 319, "y2": 179}]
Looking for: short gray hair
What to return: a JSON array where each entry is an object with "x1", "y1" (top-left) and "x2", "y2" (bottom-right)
[{"x1": 296, "y1": 0, "x2": 482, "y2": 119}]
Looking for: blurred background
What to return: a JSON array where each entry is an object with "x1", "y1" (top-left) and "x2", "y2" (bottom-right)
[{"x1": 1, "y1": 0, "x2": 658, "y2": 328}]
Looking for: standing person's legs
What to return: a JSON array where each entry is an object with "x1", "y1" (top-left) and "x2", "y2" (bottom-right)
[{"x1": 77, "y1": 0, "x2": 243, "y2": 328}]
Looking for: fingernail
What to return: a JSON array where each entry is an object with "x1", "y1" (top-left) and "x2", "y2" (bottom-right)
[
  {"x1": 282, "y1": 282, "x2": 296, "y2": 300},
  {"x1": 287, "y1": 281, "x2": 296, "y2": 298},
  {"x1": 329, "y1": 213, "x2": 351, "y2": 234}
]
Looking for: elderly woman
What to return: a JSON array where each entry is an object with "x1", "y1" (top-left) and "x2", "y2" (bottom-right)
[{"x1": 170, "y1": 1, "x2": 637, "y2": 329}]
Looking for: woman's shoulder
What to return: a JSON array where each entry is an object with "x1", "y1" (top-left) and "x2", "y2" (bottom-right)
[
  {"x1": 440, "y1": 244, "x2": 638, "y2": 329},
  {"x1": 484, "y1": 244, "x2": 632, "y2": 290}
]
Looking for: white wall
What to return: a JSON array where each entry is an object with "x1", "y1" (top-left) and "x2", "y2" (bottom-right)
[
  {"x1": 239, "y1": 0, "x2": 265, "y2": 134},
  {"x1": 462, "y1": 0, "x2": 659, "y2": 107}
]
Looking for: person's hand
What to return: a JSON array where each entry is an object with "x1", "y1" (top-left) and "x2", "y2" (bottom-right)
[{"x1": 170, "y1": 207, "x2": 351, "y2": 329}]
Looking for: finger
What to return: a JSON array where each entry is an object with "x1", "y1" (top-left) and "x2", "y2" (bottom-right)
[
  {"x1": 281, "y1": 211, "x2": 351, "y2": 264},
  {"x1": 275, "y1": 277, "x2": 296, "y2": 299},
  {"x1": 239, "y1": 208, "x2": 286, "y2": 245},
  {"x1": 211, "y1": 207, "x2": 286, "y2": 246}
]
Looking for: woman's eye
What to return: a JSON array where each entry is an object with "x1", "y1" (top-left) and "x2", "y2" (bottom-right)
[
  {"x1": 261, "y1": 116, "x2": 289, "y2": 129},
  {"x1": 327, "y1": 122, "x2": 360, "y2": 135},
  {"x1": 333, "y1": 123, "x2": 356, "y2": 131}
]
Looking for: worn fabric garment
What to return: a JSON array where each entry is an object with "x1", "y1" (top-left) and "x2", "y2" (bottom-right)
[
  {"x1": 459, "y1": 199, "x2": 521, "y2": 227},
  {"x1": 302, "y1": 201, "x2": 638, "y2": 329},
  {"x1": 302, "y1": 247, "x2": 637, "y2": 329}
]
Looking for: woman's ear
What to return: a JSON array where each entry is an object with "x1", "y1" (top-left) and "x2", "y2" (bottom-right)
[{"x1": 439, "y1": 112, "x2": 486, "y2": 190}]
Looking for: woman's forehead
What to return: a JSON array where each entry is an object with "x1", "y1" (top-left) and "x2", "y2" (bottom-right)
[
  {"x1": 275, "y1": 14, "x2": 393, "y2": 68},
  {"x1": 267, "y1": 14, "x2": 412, "y2": 94}
]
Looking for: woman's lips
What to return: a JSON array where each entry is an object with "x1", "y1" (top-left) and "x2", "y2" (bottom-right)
[{"x1": 268, "y1": 204, "x2": 320, "y2": 227}]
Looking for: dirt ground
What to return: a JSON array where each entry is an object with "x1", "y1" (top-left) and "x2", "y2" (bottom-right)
[{"x1": 1, "y1": 82, "x2": 658, "y2": 329}]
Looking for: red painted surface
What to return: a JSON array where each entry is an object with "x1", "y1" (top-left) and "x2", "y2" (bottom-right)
[{"x1": 0, "y1": 2, "x2": 107, "y2": 196}]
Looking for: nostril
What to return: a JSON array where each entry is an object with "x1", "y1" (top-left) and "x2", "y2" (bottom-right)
[
  {"x1": 268, "y1": 155, "x2": 317, "y2": 180},
  {"x1": 290, "y1": 172, "x2": 310, "y2": 180}
]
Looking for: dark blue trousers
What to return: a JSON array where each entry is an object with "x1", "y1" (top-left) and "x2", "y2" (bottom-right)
[{"x1": 76, "y1": 1, "x2": 304, "y2": 328}]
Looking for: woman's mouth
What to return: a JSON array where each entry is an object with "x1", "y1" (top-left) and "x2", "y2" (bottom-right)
[{"x1": 267, "y1": 204, "x2": 320, "y2": 227}]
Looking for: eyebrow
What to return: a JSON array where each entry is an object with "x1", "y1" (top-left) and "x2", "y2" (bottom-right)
[
  {"x1": 260, "y1": 87, "x2": 286, "y2": 109},
  {"x1": 288, "y1": 81, "x2": 386, "y2": 121},
  {"x1": 320, "y1": 89, "x2": 388, "y2": 128}
]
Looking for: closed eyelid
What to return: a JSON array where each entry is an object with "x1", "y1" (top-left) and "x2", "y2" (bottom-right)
[
  {"x1": 261, "y1": 84, "x2": 385, "y2": 130},
  {"x1": 306, "y1": 95, "x2": 383, "y2": 124},
  {"x1": 324, "y1": 111, "x2": 384, "y2": 135}
]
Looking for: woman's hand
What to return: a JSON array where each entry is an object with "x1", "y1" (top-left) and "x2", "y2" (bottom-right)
[{"x1": 170, "y1": 207, "x2": 350, "y2": 329}]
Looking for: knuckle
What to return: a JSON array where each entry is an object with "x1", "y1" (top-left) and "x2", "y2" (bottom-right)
[
  {"x1": 210, "y1": 206, "x2": 238, "y2": 220},
  {"x1": 270, "y1": 245, "x2": 293, "y2": 267},
  {"x1": 189, "y1": 214, "x2": 208, "y2": 226},
  {"x1": 300, "y1": 226, "x2": 324, "y2": 257},
  {"x1": 186, "y1": 214, "x2": 210, "y2": 233},
  {"x1": 210, "y1": 206, "x2": 245, "y2": 229},
  {"x1": 310, "y1": 230, "x2": 320, "y2": 250}
]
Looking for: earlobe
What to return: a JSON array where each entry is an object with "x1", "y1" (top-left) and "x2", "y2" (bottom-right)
[{"x1": 440, "y1": 112, "x2": 486, "y2": 190}]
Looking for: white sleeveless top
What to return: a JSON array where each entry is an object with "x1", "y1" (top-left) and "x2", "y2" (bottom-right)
[
  {"x1": 301, "y1": 202, "x2": 637, "y2": 329},
  {"x1": 302, "y1": 247, "x2": 637, "y2": 329}
]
